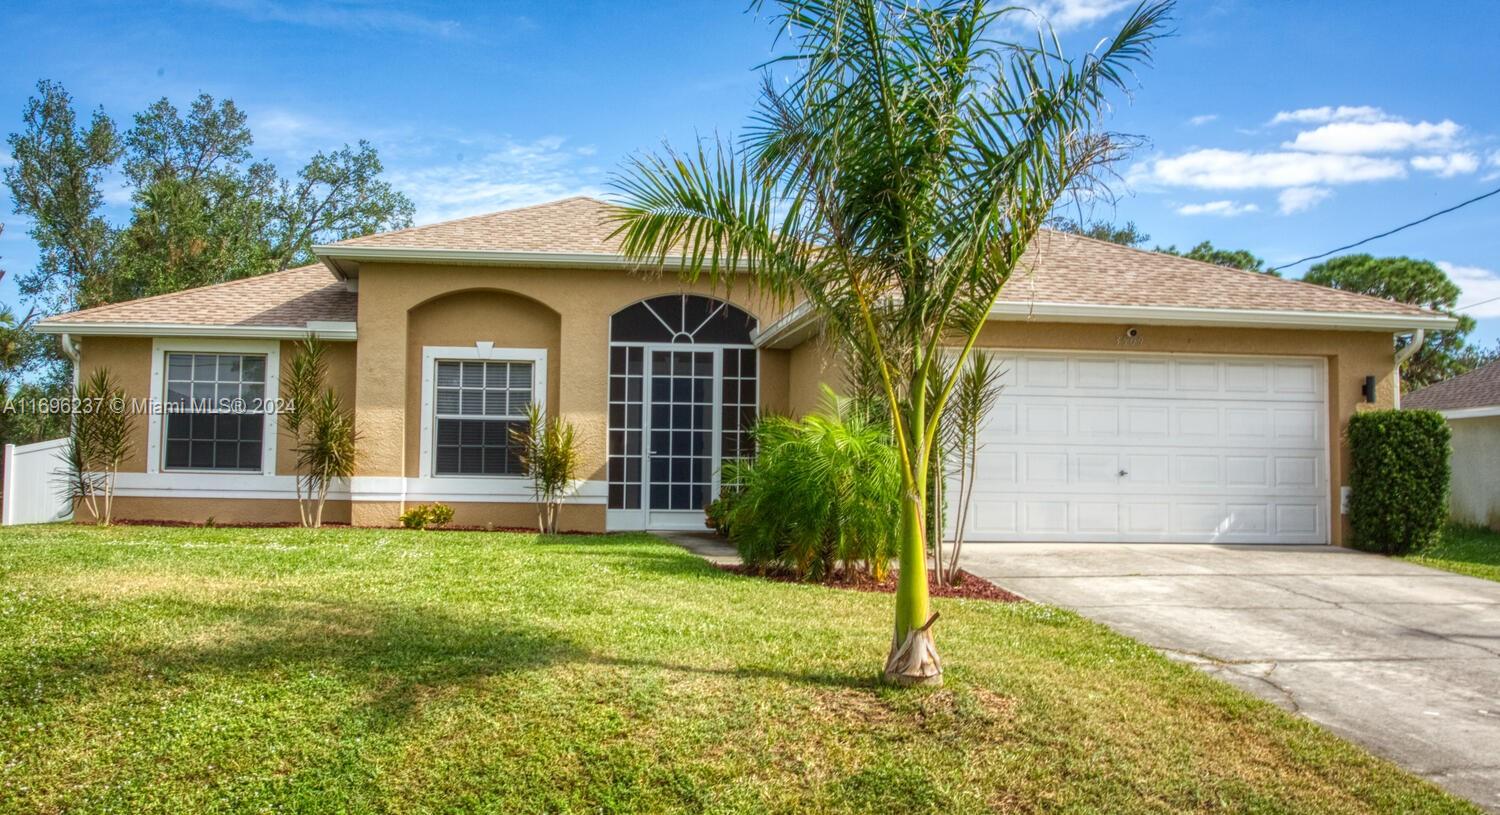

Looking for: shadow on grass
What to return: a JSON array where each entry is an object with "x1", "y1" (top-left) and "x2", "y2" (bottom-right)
[
  {"x1": 591, "y1": 653, "x2": 878, "y2": 691},
  {"x1": 5, "y1": 598, "x2": 585, "y2": 730}
]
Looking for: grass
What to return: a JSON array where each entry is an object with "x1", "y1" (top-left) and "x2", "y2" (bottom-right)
[
  {"x1": 0, "y1": 525, "x2": 1479, "y2": 814},
  {"x1": 1403, "y1": 523, "x2": 1500, "y2": 583}
]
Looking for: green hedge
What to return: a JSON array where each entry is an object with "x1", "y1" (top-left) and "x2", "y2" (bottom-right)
[{"x1": 1347, "y1": 410, "x2": 1450, "y2": 555}]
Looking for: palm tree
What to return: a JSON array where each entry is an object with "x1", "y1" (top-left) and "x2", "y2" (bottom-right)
[{"x1": 611, "y1": 0, "x2": 1169, "y2": 685}]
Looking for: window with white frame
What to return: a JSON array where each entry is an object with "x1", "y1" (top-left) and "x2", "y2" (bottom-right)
[
  {"x1": 163, "y1": 352, "x2": 267, "y2": 471},
  {"x1": 432, "y1": 359, "x2": 533, "y2": 476}
]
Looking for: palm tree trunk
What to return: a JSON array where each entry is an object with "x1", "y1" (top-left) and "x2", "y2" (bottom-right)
[{"x1": 885, "y1": 396, "x2": 941, "y2": 686}]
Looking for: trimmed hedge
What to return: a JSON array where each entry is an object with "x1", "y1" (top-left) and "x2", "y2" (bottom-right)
[{"x1": 1347, "y1": 410, "x2": 1451, "y2": 555}]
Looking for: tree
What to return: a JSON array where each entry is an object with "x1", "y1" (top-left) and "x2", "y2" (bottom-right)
[
  {"x1": 283, "y1": 338, "x2": 359, "y2": 528},
  {"x1": 1157, "y1": 240, "x2": 1272, "y2": 275},
  {"x1": 512, "y1": 403, "x2": 580, "y2": 535},
  {"x1": 612, "y1": 0, "x2": 1169, "y2": 685},
  {"x1": 265, "y1": 141, "x2": 415, "y2": 270},
  {"x1": 6, "y1": 82, "x2": 416, "y2": 313},
  {"x1": 66, "y1": 368, "x2": 134, "y2": 525},
  {"x1": 1049, "y1": 218, "x2": 1149, "y2": 246},
  {"x1": 3, "y1": 80, "x2": 121, "y2": 312},
  {"x1": 1303, "y1": 254, "x2": 1478, "y2": 389}
]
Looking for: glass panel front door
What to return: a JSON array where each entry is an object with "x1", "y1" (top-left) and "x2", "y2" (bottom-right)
[{"x1": 647, "y1": 350, "x2": 716, "y2": 512}]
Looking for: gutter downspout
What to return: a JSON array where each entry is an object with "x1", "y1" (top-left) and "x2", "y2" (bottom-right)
[{"x1": 1392, "y1": 329, "x2": 1425, "y2": 409}]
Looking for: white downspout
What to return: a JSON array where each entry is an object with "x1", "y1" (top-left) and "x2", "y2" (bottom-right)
[
  {"x1": 1392, "y1": 329, "x2": 1426, "y2": 409},
  {"x1": 59, "y1": 333, "x2": 81, "y2": 393}
]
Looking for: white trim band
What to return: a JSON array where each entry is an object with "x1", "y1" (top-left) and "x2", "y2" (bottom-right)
[{"x1": 34, "y1": 321, "x2": 357, "y2": 340}]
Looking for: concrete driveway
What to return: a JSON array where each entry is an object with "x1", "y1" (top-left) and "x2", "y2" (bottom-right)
[{"x1": 962, "y1": 543, "x2": 1500, "y2": 811}]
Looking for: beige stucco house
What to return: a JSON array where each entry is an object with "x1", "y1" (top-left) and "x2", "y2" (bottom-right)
[
  {"x1": 1404, "y1": 359, "x2": 1500, "y2": 529},
  {"x1": 34, "y1": 196, "x2": 1455, "y2": 545}
]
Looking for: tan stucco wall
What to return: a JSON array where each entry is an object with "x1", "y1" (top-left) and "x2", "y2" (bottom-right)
[
  {"x1": 76, "y1": 336, "x2": 154, "y2": 473},
  {"x1": 80, "y1": 497, "x2": 351, "y2": 526},
  {"x1": 1447, "y1": 415, "x2": 1500, "y2": 530},
  {"x1": 275, "y1": 339, "x2": 358, "y2": 474},
  {"x1": 352, "y1": 263, "x2": 788, "y2": 480},
  {"x1": 403, "y1": 290, "x2": 563, "y2": 477}
]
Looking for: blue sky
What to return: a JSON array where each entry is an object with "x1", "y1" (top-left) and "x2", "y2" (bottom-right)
[{"x1": 3, "y1": 0, "x2": 1498, "y2": 344}]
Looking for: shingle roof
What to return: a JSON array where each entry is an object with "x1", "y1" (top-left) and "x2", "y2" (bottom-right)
[
  {"x1": 39, "y1": 196, "x2": 1444, "y2": 332},
  {"x1": 1404, "y1": 359, "x2": 1500, "y2": 411},
  {"x1": 330, "y1": 195, "x2": 627, "y2": 254},
  {"x1": 37, "y1": 264, "x2": 355, "y2": 328},
  {"x1": 1002, "y1": 231, "x2": 1432, "y2": 317},
  {"x1": 327, "y1": 196, "x2": 1433, "y2": 318}
]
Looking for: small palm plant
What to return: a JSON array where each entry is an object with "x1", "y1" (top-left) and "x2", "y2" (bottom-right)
[
  {"x1": 934, "y1": 352, "x2": 1003, "y2": 585},
  {"x1": 66, "y1": 368, "x2": 134, "y2": 526},
  {"x1": 722, "y1": 388, "x2": 902, "y2": 581},
  {"x1": 284, "y1": 338, "x2": 358, "y2": 527},
  {"x1": 511, "y1": 403, "x2": 579, "y2": 534},
  {"x1": 296, "y1": 390, "x2": 358, "y2": 528}
]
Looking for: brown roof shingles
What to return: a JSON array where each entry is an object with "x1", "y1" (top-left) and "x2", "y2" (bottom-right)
[
  {"x1": 38, "y1": 196, "x2": 1446, "y2": 331},
  {"x1": 37, "y1": 264, "x2": 355, "y2": 328},
  {"x1": 1404, "y1": 359, "x2": 1500, "y2": 411}
]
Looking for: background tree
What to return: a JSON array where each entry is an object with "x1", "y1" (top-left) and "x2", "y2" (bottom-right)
[
  {"x1": 3, "y1": 80, "x2": 121, "y2": 312},
  {"x1": 1048, "y1": 217, "x2": 1149, "y2": 247},
  {"x1": 613, "y1": 0, "x2": 1170, "y2": 685},
  {"x1": 1303, "y1": 254, "x2": 1478, "y2": 389},
  {"x1": 1157, "y1": 240, "x2": 1272, "y2": 274}
]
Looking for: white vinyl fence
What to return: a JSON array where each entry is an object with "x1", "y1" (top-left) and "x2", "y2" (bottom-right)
[{"x1": 2, "y1": 437, "x2": 74, "y2": 526}]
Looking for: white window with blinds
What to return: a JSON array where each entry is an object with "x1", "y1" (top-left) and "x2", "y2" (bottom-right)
[{"x1": 419, "y1": 346, "x2": 548, "y2": 480}]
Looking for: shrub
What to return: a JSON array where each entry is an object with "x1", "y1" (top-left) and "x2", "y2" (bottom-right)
[
  {"x1": 1347, "y1": 409, "x2": 1450, "y2": 555},
  {"x1": 704, "y1": 487, "x2": 740, "y2": 537},
  {"x1": 511, "y1": 403, "x2": 579, "y2": 534},
  {"x1": 722, "y1": 389, "x2": 901, "y2": 581},
  {"x1": 284, "y1": 338, "x2": 359, "y2": 528},
  {"x1": 399, "y1": 503, "x2": 455, "y2": 530},
  {"x1": 67, "y1": 368, "x2": 135, "y2": 526}
]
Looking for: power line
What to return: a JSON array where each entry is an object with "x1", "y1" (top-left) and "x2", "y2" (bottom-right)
[
  {"x1": 1459, "y1": 293, "x2": 1500, "y2": 311},
  {"x1": 1268, "y1": 185, "x2": 1500, "y2": 274}
]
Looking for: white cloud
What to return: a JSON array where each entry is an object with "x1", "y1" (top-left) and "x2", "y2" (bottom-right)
[
  {"x1": 1176, "y1": 200, "x2": 1258, "y2": 217},
  {"x1": 197, "y1": 0, "x2": 462, "y2": 38},
  {"x1": 1283, "y1": 119, "x2": 1461, "y2": 154},
  {"x1": 385, "y1": 136, "x2": 604, "y2": 224},
  {"x1": 1268, "y1": 106, "x2": 1389, "y2": 126},
  {"x1": 1410, "y1": 152, "x2": 1480, "y2": 177},
  {"x1": 1440, "y1": 261, "x2": 1500, "y2": 318},
  {"x1": 1188, "y1": 114, "x2": 1218, "y2": 126},
  {"x1": 1277, "y1": 186, "x2": 1332, "y2": 215},
  {"x1": 1133, "y1": 149, "x2": 1405, "y2": 190},
  {"x1": 1010, "y1": 0, "x2": 1134, "y2": 30}
]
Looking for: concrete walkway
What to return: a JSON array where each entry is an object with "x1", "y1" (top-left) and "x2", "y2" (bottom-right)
[{"x1": 962, "y1": 543, "x2": 1500, "y2": 811}]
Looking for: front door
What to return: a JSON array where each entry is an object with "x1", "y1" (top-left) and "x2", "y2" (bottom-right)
[{"x1": 645, "y1": 348, "x2": 718, "y2": 529}]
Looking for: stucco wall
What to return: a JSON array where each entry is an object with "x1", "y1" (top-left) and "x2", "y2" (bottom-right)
[
  {"x1": 349, "y1": 262, "x2": 789, "y2": 527},
  {"x1": 76, "y1": 335, "x2": 154, "y2": 473},
  {"x1": 1448, "y1": 415, "x2": 1500, "y2": 530}
]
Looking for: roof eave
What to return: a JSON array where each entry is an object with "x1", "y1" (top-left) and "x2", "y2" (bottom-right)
[
  {"x1": 311, "y1": 244, "x2": 754, "y2": 275},
  {"x1": 32, "y1": 321, "x2": 358, "y2": 341},
  {"x1": 753, "y1": 301, "x2": 1457, "y2": 349}
]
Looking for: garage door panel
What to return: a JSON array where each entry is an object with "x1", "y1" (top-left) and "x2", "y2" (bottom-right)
[{"x1": 959, "y1": 352, "x2": 1329, "y2": 544}]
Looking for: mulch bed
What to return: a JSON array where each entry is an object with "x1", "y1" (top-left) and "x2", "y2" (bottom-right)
[{"x1": 719, "y1": 564, "x2": 1025, "y2": 602}]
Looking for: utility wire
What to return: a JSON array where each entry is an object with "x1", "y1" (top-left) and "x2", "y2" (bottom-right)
[
  {"x1": 1458, "y1": 292, "x2": 1500, "y2": 310},
  {"x1": 1268, "y1": 185, "x2": 1500, "y2": 274}
]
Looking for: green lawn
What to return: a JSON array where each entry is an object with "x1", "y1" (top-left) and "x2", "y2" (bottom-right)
[
  {"x1": 0, "y1": 525, "x2": 1478, "y2": 814},
  {"x1": 1403, "y1": 523, "x2": 1500, "y2": 583}
]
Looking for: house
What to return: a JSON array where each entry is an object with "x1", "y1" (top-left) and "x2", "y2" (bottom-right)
[
  {"x1": 34, "y1": 196, "x2": 1455, "y2": 544},
  {"x1": 1404, "y1": 359, "x2": 1500, "y2": 529}
]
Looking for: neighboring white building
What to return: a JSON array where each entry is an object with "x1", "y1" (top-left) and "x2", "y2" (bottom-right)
[{"x1": 1405, "y1": 359, "x2": 1500, "y2": 530}]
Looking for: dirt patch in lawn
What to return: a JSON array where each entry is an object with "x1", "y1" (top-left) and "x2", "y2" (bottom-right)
[{"x1": 719, "y1": 564, "x2": 1025, "y2": 602}]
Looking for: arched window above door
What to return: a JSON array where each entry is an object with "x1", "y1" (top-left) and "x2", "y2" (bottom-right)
[{"x1": 610, "y1": 295, "x2": 757, "y2": 345}]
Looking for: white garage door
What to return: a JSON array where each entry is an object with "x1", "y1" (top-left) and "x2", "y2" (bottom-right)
[{"x1": 958, "y1": 352, "x2": 1330, "y2": 544}]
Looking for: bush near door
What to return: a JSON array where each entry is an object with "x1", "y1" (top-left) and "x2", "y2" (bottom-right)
[{"x1": 1347, "y1": 410, "x2": 1451, "y2": 555}]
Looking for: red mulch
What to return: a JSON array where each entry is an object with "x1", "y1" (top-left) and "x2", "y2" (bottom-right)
[{"x1": 718, "y1": 564, "x2": 1025, "y2": 602}]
